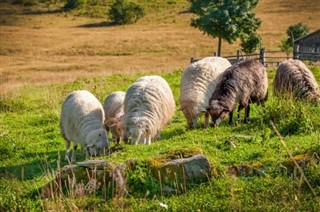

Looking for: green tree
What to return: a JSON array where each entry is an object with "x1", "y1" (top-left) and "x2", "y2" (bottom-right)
[
  {"x1": 189, "y1": 0, "x2": 261, "y2": 56},
  {"x1": 286, "y1": 23, "x2": 309, "y2": 47},
  {"x1": 240, "y1": 32, "x2": 261, "y2": 56},
  {"x1": 109, "y1": 0, "x2": 145, "y2": 25},
  {"x1": 279, "y1": 37, "x2": 293, "y2": 59}
]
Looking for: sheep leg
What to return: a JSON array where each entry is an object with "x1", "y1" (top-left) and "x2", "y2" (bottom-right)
[
  {"x1": 116, "y1": 137, "x2": 120, "y2": 145},
  {"x1": 85, "y1": 147, "x2": 90, "y2": 160},
  {"x1": 146, "y1": 136, "x2": 151, "y2": 145},
  {"x1": 229, "y1": 111, "x2": 234, "y2": 125},
  {"x1": 237, "y1": 105, "x2": 244, "y2": 120},
  {"x1": 192, "y1": 114, "x2": 199, "y2": 129},
  {"x1": 204, "y1": 112, "x2": 210, "y2": 128},
  {"x1": 244, "y1": 105, "x2": 250, "y2": 123},
  {"x1": 65, "y1": 139, "x2": 70, "y2": 161},
  {"x1": 71, "y1": 145, "x2": 77, "y2": 163}
]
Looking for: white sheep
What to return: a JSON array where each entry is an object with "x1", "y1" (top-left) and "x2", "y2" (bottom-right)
[
  {"x1": 123, "y1": 75, "x2": 175, "y2": 145},
  {"x1": 60, "y1": 90, "x2": 109, "y2": 163},
  {"x1": 179, "y1": 57, "x2": 231, "y2": 128},
  {"x1": 103, "y1": 91, "x2": 126, "y2": 145}
]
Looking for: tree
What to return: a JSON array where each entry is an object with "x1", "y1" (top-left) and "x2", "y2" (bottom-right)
[
  {"x1": 109, "y1": 0, "x2": 145, "y2": 25},
  {"x1": 286, "y1": 23, "x2": 309, "y2": 47},
  {"x1": 240, "y1": 32, "x2": 261, "y2": 56},
  {"x1": 189, "y1": 0, "x2": 261, "y2": 56},
  {"x1": 279, "y1": 37, "x2": 293, "y2": 59}
]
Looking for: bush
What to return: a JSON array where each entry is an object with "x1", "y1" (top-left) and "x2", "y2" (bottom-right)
[
  {"x1": 108, "y1": 0, "x2": 145, "y2": 25},
  {"x1": 64, "y1": 0, "x2": 87, "y2": 10}
]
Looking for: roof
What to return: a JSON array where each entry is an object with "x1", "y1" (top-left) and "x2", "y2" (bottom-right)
[{"x1": 294, "y1": 29, "x2": 320, "y2": 44}]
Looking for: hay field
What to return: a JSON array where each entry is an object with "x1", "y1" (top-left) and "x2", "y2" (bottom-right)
[{"x1": 0, "y1": 0, "x2": 319, "y2": 94}]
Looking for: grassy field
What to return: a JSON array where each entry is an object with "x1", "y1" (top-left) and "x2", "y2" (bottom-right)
[
  {"x1": 1, "y1": 67, "x2": 320, "y2": 210},
  {"x1": 1, "y1": 0, "x2": 320, "y2": 211}
]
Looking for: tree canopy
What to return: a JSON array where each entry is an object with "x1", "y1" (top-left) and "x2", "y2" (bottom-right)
[
  {"x1": 189, "y1": 0, "x2": 261, "y2": 56},
  {"x1": 286, "y1": 23, "x2": 309, "y2": 47},
  {"x1": 240, "y1": 32, "x2": 261, "y2": 55}
]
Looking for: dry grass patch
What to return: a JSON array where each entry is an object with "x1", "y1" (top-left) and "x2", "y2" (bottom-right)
[{"x1": 1, "y1": 0, "x2": 319, "y2": 94}]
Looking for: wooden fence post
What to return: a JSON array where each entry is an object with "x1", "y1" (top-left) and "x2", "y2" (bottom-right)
[
  {"x1": 236, "y1": 50, "x2": 240, "y2": 61},
  {"x1": 293, "y1": 45, "x2": 299, "y2": 59},
  {"x1": 260, "y1": 48, "x2": 265, "y2": 65},
  {"x1": 214, "y1": 52, "x2": 217, "y2": 56}
]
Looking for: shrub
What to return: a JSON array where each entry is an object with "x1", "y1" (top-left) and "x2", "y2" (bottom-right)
[
  {"x1": 108, "y1": 0, "x2": 145, "y2": 25},
  {"x1": 64, "y1": 0, "x2": 87, "y2": 10}
]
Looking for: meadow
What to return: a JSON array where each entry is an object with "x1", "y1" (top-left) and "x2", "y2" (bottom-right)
[{"x1": 1, "y1": 0, "x2": 320, "y2": 211}]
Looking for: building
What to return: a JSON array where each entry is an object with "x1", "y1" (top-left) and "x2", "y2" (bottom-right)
[{"x1": 294, "y1": 29, "x2": 320, "y2": 61}]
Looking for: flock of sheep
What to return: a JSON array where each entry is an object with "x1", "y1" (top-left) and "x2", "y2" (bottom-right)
[{"x1": 60, "y1": 58, "x2": 320, "y2": 163}]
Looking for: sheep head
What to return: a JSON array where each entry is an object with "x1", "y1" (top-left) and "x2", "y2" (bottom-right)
[
  {"x1": 105, "y1": 117, "x2": 124, "y2": 145},
  {"x1": 86, "y1": 129, "x2": 109, "y2": 156},
  {"x1": 129, "y1": 121, "x2": 151, "y2": 145},
  {"x1": 207, "y1": 100, "x2": 230, "y2": 127}
]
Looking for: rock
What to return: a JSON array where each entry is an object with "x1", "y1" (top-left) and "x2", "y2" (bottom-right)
[
  {"x1": 40, "y1": 159, "x2": 136, "y2": 199},
  {"x1": 76, "y1": 160, "x2": 113, "y2": 169},
  {"x1": 151, "y1": 154, "x2": 212, "y2": 185}
]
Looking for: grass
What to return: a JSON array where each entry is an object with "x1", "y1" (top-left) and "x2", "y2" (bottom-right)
[
  {"x1": 1, "y1": 0, "x2": 320, "y2": 210},
  {"x1": 1, "y1": 66, "x2": 320, "y2": 211}
]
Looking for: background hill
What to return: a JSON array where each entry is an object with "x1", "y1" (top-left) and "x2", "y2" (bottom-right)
[
  {"x1": 0, "y1": 0, "x2": 319, "y2": 93},
  {"x1": 0, "y1": 0, "x2": 320, "y2": 210}
]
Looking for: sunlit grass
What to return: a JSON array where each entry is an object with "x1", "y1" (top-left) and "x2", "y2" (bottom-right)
[{"x1": 1, "y1": 67, "x2": 320, "y2": 210}]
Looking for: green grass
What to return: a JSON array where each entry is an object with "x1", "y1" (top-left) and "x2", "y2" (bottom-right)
[{"x1": 1, "y1": 67, "x2": 320, "y2": 211}]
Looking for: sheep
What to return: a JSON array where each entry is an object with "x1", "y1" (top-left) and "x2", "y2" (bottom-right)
[
  {"x1": 207, "y1": 59, "x2": 268, "y2": 126},
  {"x1": 273, "y1": 59, "x2": 320, "y2": 103},
  {"x1": 179, "y1": 57, "x2": 231, "y2": 128},
  {"x1": 103, "y1": 91, "x2": 126, "y2": 145},
  {"x1": 60, "y1": 90, "x2": 109, "y2": 163},
  {"x1": 123, "y1": 75, "x2": 175, "y2": 145}
]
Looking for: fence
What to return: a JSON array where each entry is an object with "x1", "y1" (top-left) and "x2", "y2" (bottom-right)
[
  {"x1": 293, "y1": 51, "x2": 320, "y2": 61},
  {"x1": 190, "y1": 48, "x2": 296, "y2": 66}
]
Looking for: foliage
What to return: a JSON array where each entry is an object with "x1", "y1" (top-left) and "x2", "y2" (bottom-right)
[
  {"x1": 189, "y1": 0, "x2": 261, "y2": 56},
  {"x1": 108, "y1": 0, "x2": 145, "y2": 25},
  {"x1": 279, "y1": 37, "x2": 293, "y2": 58},
  {"x1": 240, "y1": 32, "x2": 261, "y2": 55},
  {"x1": 286, "y1": 22, "x2": 309, "y2": 47},
  {"x1": 64, "y1": 0, "x2": 87, "y2": 10}
]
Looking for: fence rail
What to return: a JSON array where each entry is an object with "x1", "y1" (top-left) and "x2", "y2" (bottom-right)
[{"x1": 191, "y1": 48, "x2": 319, "y2": 66}]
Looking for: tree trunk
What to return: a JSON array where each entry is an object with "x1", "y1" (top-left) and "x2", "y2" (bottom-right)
[{"x1": 217, "y1": 35, "x2": 222, "y2": 56}]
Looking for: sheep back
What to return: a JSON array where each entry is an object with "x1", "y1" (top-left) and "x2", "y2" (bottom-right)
[
  {"x1": 103, "y1": 91, "x2": 126, "y2": 120},
  {"x1": 208, "y1": 59, "x2": 268, "y2": 124},
  {"x1": 179, "y1": 57, "x2": 231, "y2": 128},
  {"x1": 60, "y1": 90, "x2": 109, "y2": 157},
  {"x1": 273, "y1": 59, "x2": 320, "y2": 102},
  {"x1": 124, "y1": 75, "x2": 175, "y2": 144}
]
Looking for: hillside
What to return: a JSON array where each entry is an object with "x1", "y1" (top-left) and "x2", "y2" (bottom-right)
[
  {"x1": 1, "y1": 0, "x2": 320, "y2": 93},
  {"x1": 0, "y1": 0, "x2": 320, "y2": 210}
]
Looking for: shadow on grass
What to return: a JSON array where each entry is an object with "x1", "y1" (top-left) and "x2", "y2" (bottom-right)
[
  {"x1": 77, "y1": 21, "x2": 116, "y2": 28},
  {"x1": 161, "y1": 127, "x2": 186, "y2": 140},
  {"x1": 22, "y1": 8, "x2": 66, "y2": 15},
  {"x1": 0, "y1": 150, "x2": 81, "y2": 181}
]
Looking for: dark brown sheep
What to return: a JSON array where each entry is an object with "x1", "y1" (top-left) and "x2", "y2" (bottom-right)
[
  {"x1": 273, "y1": 59, "x2": 320, "y2": 103},
  {"x1": 207, "y1": 59, "x2": 268, "y2": 126}
]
